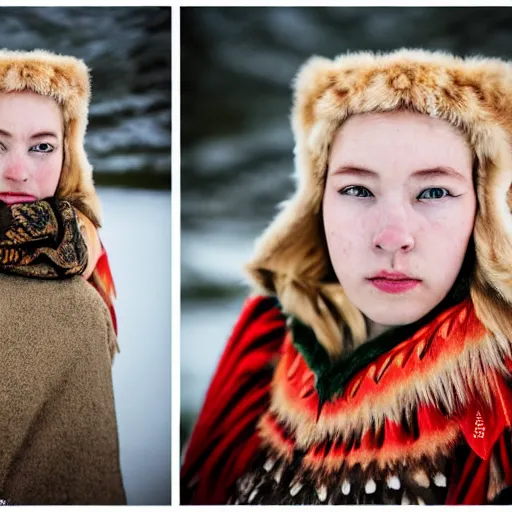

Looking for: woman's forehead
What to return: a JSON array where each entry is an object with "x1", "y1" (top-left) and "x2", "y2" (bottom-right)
[
  {"x1": 0, "y1": 90, "x2": 63, "y2": 136},
  {"x1": 328, "y1": 110, "x2": 473, "y2": 179}
]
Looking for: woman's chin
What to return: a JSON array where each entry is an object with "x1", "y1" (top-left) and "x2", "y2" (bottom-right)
[{"x1": 362, "y1": 305, "x2": 430, "y2": 328}]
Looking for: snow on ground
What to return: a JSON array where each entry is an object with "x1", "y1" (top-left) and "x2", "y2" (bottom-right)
[{"x1": 98, "y1": 187, "x2": 171, "y2": 505}]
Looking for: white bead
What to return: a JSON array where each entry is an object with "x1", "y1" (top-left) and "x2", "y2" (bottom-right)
[
  {"x1": 263, "y1": 458, "x2": 275, "y2": 472},
  {"x1": 274, "y1": 465, "x2": 284, "y2": 484},
  {"x1": 248, "y1": 489, "x2": 258, "y2": 503},
  {"x1": 341, "y1": 480, "x2": 351, "y2": 495},
  {"x1": 365, "y1": 479, "x2": 377, "y2": 494},
  {"x1": 290, "y1": 481, "x2": 303, "y2": 497},
  {"x1": 386, "y1": 475, "x2": 401, "y2": 490},
  {"x1": 316, "y1": 485, "x2": 327, "y2": 502},
  {"x1": 434, "y1": 473, "x2": 447, "y2": 488}
]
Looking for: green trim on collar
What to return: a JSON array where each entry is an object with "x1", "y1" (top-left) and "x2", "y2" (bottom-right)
[{"x1": 289, "y1": 287, "x2": 469, "y2": 406}]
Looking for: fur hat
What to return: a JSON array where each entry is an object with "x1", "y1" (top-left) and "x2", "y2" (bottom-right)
[
  {"x1": 246, "y1": 48, "x2": 512, "y2": 357},
  {"x1": 0, "y1": 49, "x2": 101, "y2": 226}
]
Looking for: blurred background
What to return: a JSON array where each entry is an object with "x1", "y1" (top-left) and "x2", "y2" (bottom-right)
[
  {"x1": 181, "y1": 6, "x2": 512, "y2": 450},
  {"x1": 0, "y1": 7, "x2": 171, "y2": 505}
]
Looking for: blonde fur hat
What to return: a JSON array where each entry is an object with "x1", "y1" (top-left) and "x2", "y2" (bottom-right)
[
  {"x1": 0, "y1": 49, "x2": 101, "y2": 226},
  {"x1": 246, "y1": 48, "x2": 512, "y2": 358}
]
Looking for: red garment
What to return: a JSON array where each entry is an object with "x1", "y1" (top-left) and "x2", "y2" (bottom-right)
[
  {"x1": 88, "y1": 244, "x2": 117, "y2": 335},
  {"x1": 181, "y1": 295, "x2": 512, "y2": 505}
]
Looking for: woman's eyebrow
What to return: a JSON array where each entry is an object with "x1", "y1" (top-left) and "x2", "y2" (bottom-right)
[
  {"x1": 331, "y1": 165, "x2": 467, "y2": 182},
  {"x1": 30, "y1": 131, "x2": 59, "y2": 139},
  {"x1": 412, "y1": 167, "x2": 467, "y2": 181},
  {"x1": 331, "y1": 166, "x2": 378, "y2": 178},
  {"x1": 0, "y1": 129, "x2": 59, "y2": 139}
]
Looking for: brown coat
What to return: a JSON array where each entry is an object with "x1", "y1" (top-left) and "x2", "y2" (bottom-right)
[{"x1": 0, "y1": 274, "x2": 126, "y2": 505}]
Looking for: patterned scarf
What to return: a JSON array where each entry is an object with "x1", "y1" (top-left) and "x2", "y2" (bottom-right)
[{"x1": 0, "y1": 198, "x2": 87, "y2": 279}]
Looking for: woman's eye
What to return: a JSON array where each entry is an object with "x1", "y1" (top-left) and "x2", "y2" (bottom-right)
[
  {"x1": 417, "y1": 187, "x2": 450, "y2": 200},
  {"x1": 339, "y1": 185, "x2": 373, "y2": 198},
  {"x1": 30, "y1": 143, "x2": 54, "y2": 153}
]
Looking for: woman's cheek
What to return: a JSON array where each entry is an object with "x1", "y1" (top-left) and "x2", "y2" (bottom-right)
[{"x1": 36, "y1": 160, "x2": 62, "y2": 196}]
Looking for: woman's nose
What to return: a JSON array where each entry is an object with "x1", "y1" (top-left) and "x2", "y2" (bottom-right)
[
  {"x1": 372, "y1": 210, "x2": 415, "y2": 253},
  {"x1": 2, "y1": 155, "x2": 28, "y2": 183}
]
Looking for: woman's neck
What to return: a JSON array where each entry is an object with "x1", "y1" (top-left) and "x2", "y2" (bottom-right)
[{"x1": 365, "y1": 318, "x2": 395, "y2": 340}]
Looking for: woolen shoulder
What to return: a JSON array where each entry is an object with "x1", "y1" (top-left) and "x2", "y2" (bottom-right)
[
  {"x1": 0, "y1": 274, "x2": 125, "y2": 505},
  {"x1": 0, "y1": 274, "x2": 113, "y2": 370}
]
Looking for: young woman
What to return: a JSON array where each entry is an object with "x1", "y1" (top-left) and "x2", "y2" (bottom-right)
[
  {"x1": 181, "y1": 48, "x2": 512, "y2": 505},
  {"x1": 0, "y1": 49, "x2": 124, "y2": 504}
]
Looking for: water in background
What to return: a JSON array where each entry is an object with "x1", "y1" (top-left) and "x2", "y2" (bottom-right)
[
  {"x1": 181, "y1": 6, "x2": 512, "y2": 447},
  {"x1": 100, "y1": 188, "x2": 171, "y2": 506}
]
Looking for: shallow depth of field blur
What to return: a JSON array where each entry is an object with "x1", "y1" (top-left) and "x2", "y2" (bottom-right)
[
  {"x1": 181, "y1": 6, "x2": 512, "y2": 451},
  {"x1": 0, "y1": 7, "x2": 171, "y2": 505}
]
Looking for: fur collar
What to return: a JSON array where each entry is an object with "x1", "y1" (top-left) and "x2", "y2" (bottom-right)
[{"x1": 266, "y1": 296, "x2": 510, "y2": 449}]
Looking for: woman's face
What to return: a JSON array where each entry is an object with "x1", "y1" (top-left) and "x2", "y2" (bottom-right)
[
  {"x1": 0, "y1": 90, "x2": 63, "y2": 204},
  {"x1": 323, "y1": 110, "x2": 476, "y2": 328}
]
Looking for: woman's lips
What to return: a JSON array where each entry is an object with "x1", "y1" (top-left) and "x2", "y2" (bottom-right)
[
  {"x1": 0, "y1": 193, "x2": 37, "y2": 205},
  {"x1": 368, "y1": 278, "x2": 421, "y2": 293}
]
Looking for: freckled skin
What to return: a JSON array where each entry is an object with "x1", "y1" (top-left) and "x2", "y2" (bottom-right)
[
  {"x1": 0, "y1": 91, "x2": 63, "y2": 198},
  {"x1": 322, "y1": 111, "x2": 476, "y2": 336}
]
